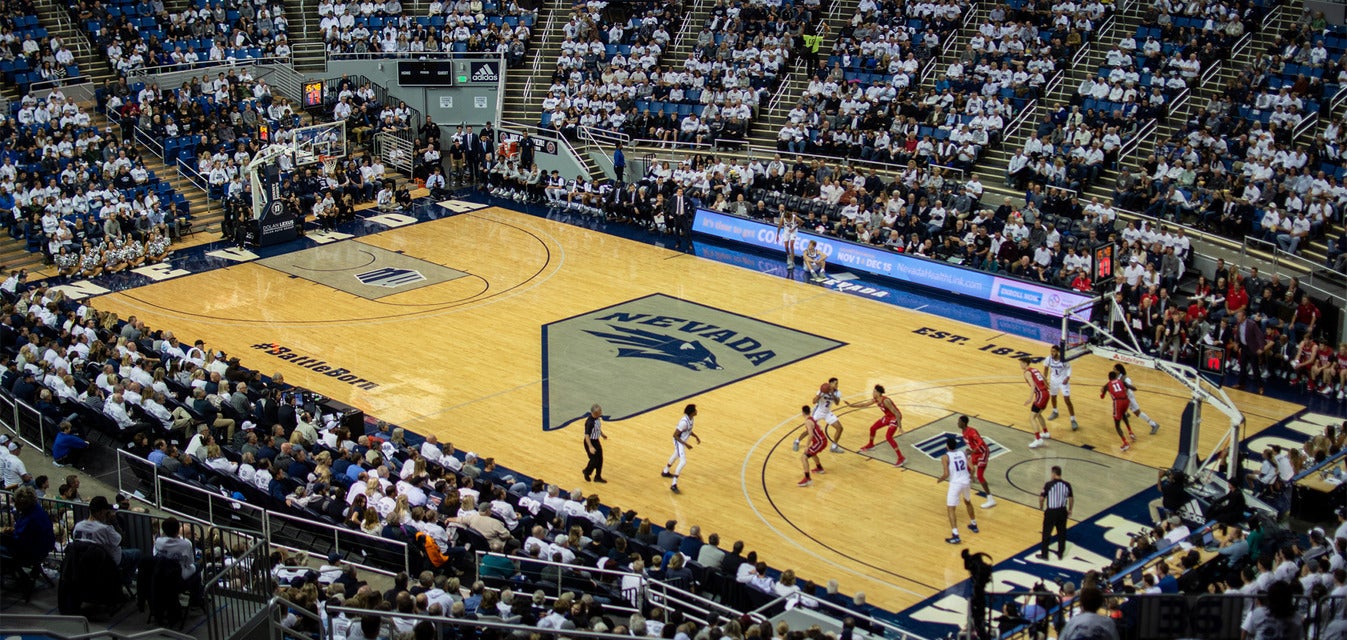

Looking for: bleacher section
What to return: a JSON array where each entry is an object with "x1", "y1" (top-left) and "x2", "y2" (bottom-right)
[
  {"x1": 71, "y1": 0, "x2": 292, "y2": 75},
  {"x1": 0, "y1": 3, "x2": 82, "y2": 95},
  {"x1": 1, "y1": 92, "x2": 191, "y2": 265},
  {"x1": 319, "y1": 0, "x2": 536, "y2": 62}
]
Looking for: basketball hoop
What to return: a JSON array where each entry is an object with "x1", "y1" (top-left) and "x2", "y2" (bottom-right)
[{"x1": 319, "y1": 154, "x2": 339, "y2": 176}]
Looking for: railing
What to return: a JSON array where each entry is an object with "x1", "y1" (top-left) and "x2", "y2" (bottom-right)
[
  {"x1": 1116, "y1": 117, "x2": 1157, "y2": 167},
  {"x1": 1261, "y1": 2, "x2": 1283, "y2": 31},
  {"x1": 374, "y1": 129, "x2": 417, "y2": 175},
  {"x1": 577, "y1": 125, "x2": 629, "y2": 179},
  {"x1": 1001, "y1": 98, "x2": 1038, "y2": 147},
  {"x1": 1328, "y1": 84, "x2": 1347, "y2": 116},
  {"x1": 126, "y1": 56, "x2": 295, "y2": 83},
  {"x1": 36, "y1": 0, "x2": 94, "y2": 58},
  {"x1": 673, "y1": 0, "x2": 702, "y2": 53},
  {"x1": 0, "y1": 617, "x2": 194, "y2": 640},
  {"x1": 1230, "y1": 31, "x2": 1253, "y2": 62},
  {"x1": 24, "y1": 74, "x2": 93, "y2": 97},
  {"x1": 1239, "y1": 236, "x2": 1347, "y2": 307},
  {"x1": 1199, "y1": 58, "x2": 1223, "y2": 87},
  {"x1": 521, "y1": 0, "x2": 559, "y2": 106},
  {"x1": 473, "y1": 551, "x2": 758, "y2": 627},
  {"x1": 0, "y1": 395, "x2": 54, "y2": 453},
  {"x1": 1041, "y1": 68, "x2": 1065, "y2": 104},
  {"x1": 203, "y1": 537, "x2": 273, "y2": 640},
  {"x1": 987, "y1": 591, "x2": 1345, "y2": 640},
  {"x1": 116, "y1": 451, "x2": 412, "y2": 577},
  {"x1": 1293, "y1": 111, "x2": 1319, "y2": 142},
  {"x1": 320, "y1": 604, "x2": 650, "y2": 640},
  {"x1": 0, "y1": 488, "x2": 264, "y2": 581}
]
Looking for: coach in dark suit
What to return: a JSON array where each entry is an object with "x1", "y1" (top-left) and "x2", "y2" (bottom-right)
[
  {"x1": 462, "y1": 127, "x2": 480, "y2": 181},
  {"x1": 1234, "y1": 309, "x2": 1264, "y2": 393},
  {"x1": 254, "y1": 388, "x2": 280, "y2": 427},
  {"x1": 667, "y1": 187, "x2": 692, "y2": 252}
]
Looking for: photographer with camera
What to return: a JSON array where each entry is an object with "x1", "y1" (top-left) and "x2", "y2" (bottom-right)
[
  {"x1": 962, "y1": 549, "x2": 993, "y2": 639},
  {"x1": 1148, "y1": 468, "x2": 1192, "y2": 524}
]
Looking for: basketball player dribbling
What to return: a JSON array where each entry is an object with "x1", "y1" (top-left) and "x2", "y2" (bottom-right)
[
  {"x1": 1044, "y1": 345, "x2": 1080, "y2": 431},
  {"x1": 936, "y1": 435, "x2": 978, "y2": 544},
  {"x1": 660, "y1": 404, "x2": 700, "y2": 494},
  {"x1": 959, "y1": 415, "x2": 996, "y2": 508},
  {"x1": 1101, "y1": 370, "x2": 1136, "y2": 451},
  {"x1": 1113, "y1": 364, "x2": 1161, "y2": 434},
  {"x1": 848, "y1": 384, "x2": 906, "y2": 467},
  {"x1": 1022, "y1": 357, "x2": 1051, "y2": 448},
  {"x1": 778, "y1": 211, "x2": 800, "y2": 272},
  {"x1": 794, "y1": 378, "x2": 845, "y2": 453},
  {"x1": 796, "y1": 406, "x2": 827, "y2": 487}
]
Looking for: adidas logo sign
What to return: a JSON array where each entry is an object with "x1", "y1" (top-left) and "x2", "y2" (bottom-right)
[{"x1": 472, "y1": 66, "x2": 498, "y2": 81}]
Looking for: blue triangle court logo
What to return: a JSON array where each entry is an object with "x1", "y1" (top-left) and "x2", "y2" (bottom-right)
[
  {"x1": 914, "y1": 431, "x2": 1010, "y2": 461},
  {"x1": 541, "y1": 293, "x2": 845, "y2": 431},
  {"x1": 356, "y1": 267, "x2": 426, "y2": 288}
]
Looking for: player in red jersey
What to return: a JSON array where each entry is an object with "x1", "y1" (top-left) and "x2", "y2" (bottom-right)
[
  {"x1": 848, "y1": 384, "x2": 907, "y2": 467},
  {"x1": 1311, "y1": 340, "x2": 1337, "y2": 397},
  {"x1": 1101, "y1": 370, "x2": 1137, "y2": 451},
  {"x1": 1289, "y1": 334, "x2": 1317, "y2": 388},
  {"x1": 958, "y1": 415, "x2": 996, "y2": 508},
  {"x1": 1022, "y1": 357, "x2": 1050, "y2": 448},
  {"x1": 1335, "y1": 343, "x2": 1347, "y2": 401},
  {"x1": 797, "y1": 406, "x2": 826, "y2": 487}
]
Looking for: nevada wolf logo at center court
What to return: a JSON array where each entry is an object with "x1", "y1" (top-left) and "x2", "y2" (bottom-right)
[
  {"x1": 541, "y1": 293, "x2": 845, "y2": 431},
  {"x1": 583, "y1": 325, "x2": 724, "y2": 371}
]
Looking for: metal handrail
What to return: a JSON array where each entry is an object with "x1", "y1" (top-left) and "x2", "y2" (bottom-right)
[
  {"x1": 1292, "y1": 111, "x2": 1319, "y2": 142},
  {"x1": 1199, "y1": 58, "x2": 1222, "y2": 87},
  {"x1": 473, "y1": 551, "x2": 762, "y2": 627},
  {"x1": 1238, "y1": 235, "x2": 1347, "y2": 305},
  {"x1": 1331, "y1": 84, "x2": 1347, "y2": 114},
  {"x1": 126, "y1": 56, "x2": 296, "y2": 82},
  {"x1": 1116, "y1": 117, "x2": 1157, "y2": 167},
  {"x1": 22, "y1": 75, "x2": 94, "y2": 96},
  {"x1": 324, "y1": 604, "x2": 652, "y2": 640},
  {"x1": 116, "y1": 451, "x2": 412, "y2": 577},
  {"x1": 37, "y1": 0, "x2": 94, "y2": 58}
]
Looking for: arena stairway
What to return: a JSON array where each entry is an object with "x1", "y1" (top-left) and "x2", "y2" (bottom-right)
[
  {"x1": 30, "y1": 0, "x2": 115, "y2": 92},
  {"x1": 740, "y1": 0, "x2": 860, "y2": 154},
  {"x1": 280, "y1": 0, "x2": 336, "y2": 71},
  {"x1": 500, "y1": 0, "x2": 574, "y2": 127}
]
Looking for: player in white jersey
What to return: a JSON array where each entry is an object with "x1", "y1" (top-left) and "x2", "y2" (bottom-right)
[
  {"x1": 1044, "y1": 345, "x2": 1080, "y2": 430},
  {"x1": 1113, "y1": 364, "x2": 1161, "y2": 434},
  {"x1": 936, "y1": 436, "x2": 978, "y2": 544},
  {"x1": 777, "y1": 211, "x2": 800, "y2": 271},
  {"x1": 794, "y1": 377, "x2": 845, "y2": 453},
  {"x1": 660, "y1": 404, "x2": 701, "y2": 494}
]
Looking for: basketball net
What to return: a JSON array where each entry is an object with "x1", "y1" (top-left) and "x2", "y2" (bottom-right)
[{"x1": 320, "y1": 155, "x2": 338, "y2": 177}]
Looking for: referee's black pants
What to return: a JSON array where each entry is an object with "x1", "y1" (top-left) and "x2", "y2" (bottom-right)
[
  {"x1": 583, "y1": 438, "x2": 604, "y2": 479},
  {"x1": 1041, "y1": 507, "x2": 1068, "y2": 557}
]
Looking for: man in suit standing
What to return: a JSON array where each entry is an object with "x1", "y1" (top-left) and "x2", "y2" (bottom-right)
[
  {"x1": 667, "y1": 187, "x2": 691, "y2": 252},
  {"x1": 462, "y1": 126, "x2": 480, "y2": 182},
  {"x1": 1234, "y1": 309, "x2": 1265, "y2": 393},
  {"x1": 254, "y1": 388, "x2": 279, "y2": 426}
]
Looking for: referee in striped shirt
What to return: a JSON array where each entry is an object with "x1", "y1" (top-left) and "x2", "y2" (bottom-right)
[
  {"x1": 1038, "y1": 465, "x2": 1073, "y2": 559},
  {"x1": 582, "y1": 404, "x2": 607, "y2": 483}
]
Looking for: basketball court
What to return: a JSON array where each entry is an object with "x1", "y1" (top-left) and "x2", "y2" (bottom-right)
[{"x1": 83, "y1": 199, "x2": 1304, "y2": 616}]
